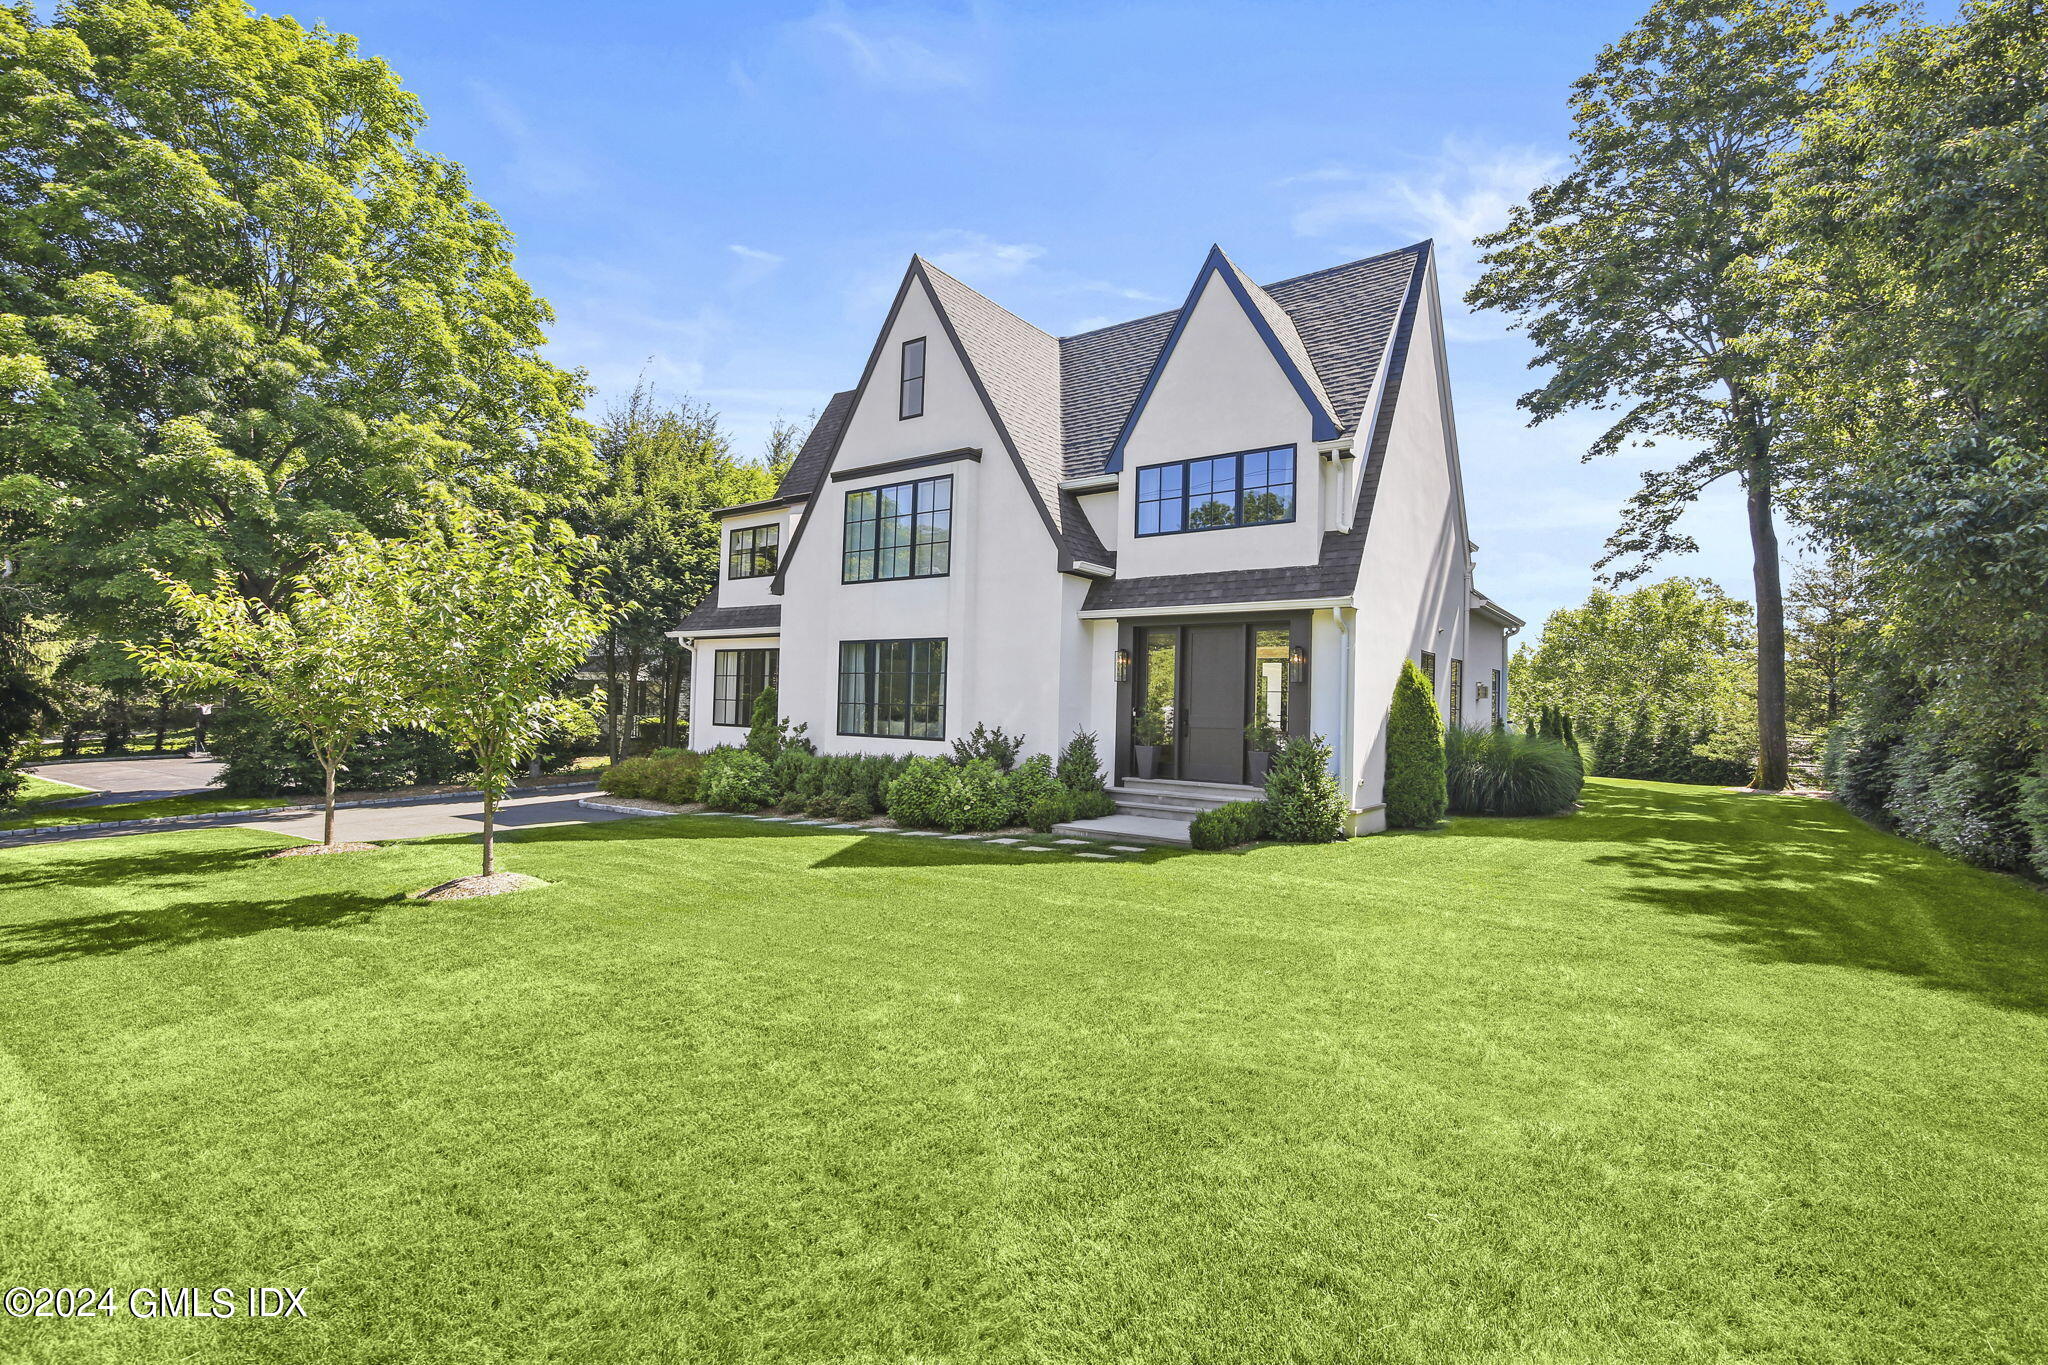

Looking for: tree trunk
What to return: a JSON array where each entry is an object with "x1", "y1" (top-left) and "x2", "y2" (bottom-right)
[
  {"x1": 623, "y1": 640, "x2": 645, "y2": 756},
  {"x1": 322, "y1": 760, "x2": 337, "y2": 847},
  {"x1": 1747, "y1": 455, "x2": 1790, "y2": 791},
  {"x1": 660, "y1": 644, "x2": 683, "y2": 747},
  {"x1": 481, "y1": 791, "x2": 496, "y2": 876},
  {"x1": 602, "y1": 633, "x2": 622, "y2": 763},
  {"x1": 151, "y1": 695, "x2": 170, "y2": 752},
  {"x1": 193, "y1": 707, "x2": 209, "y2": 752}
]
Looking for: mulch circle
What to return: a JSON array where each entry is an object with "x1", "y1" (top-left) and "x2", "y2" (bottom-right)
[
  {"x1": 269, "y1": 842, "x2": 381, "y2": 858},
  {"x1": 409, "y1": 872, "x2": 548, "y2": 902}
]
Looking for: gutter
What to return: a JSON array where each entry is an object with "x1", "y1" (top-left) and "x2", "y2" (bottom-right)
[{"x1": 1078, "y1": 596, "x2": 1347, "y2": 621}]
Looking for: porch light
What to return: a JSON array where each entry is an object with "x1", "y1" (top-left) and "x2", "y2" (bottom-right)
[
  {"x1": 1289, "y1": 644, "x2": 1308, "y2": 683},
  {"x1": 1114, "y1": 647, "x2": 1132, "y2": 683}
]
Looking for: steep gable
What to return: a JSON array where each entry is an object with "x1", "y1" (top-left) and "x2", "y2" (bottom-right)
[{"x1": 1100, "y1": 245, "x2": 1344, "y2": 474}]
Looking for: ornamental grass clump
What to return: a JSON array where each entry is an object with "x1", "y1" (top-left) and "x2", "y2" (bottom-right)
[{"x1": 1443, "y1": 726, "x2": 1583, "y2": 817}]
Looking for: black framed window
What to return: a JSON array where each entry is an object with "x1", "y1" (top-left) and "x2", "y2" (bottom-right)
[
  {"x1": 1491, "y1": 668, "x2": 1504, "y2": 723},
  {"x1": 838, "y1": 639, "x2": 946, "y2": 739},
  {"x1": 727, "y1": 524, "x2": 778, "y2": 580},
  {"x1": 1449, "y1": 658, "x2": 1464, "y2": 727},
  {"x1": 1134, "y1": 446, "x2": 1295, "y2": 536},
  {"x1": 1420, "y1": 651, "x2": 1436, "y2": 688},
  {"x1": 900, "y1": 337, "x2": 926, "y2": 419},
  {"x1": 843, "y1": 475, "x2": 951, "y2": 582},
  {"x1": 712, "y1": 648, "x2": 778, "y2": 727}
]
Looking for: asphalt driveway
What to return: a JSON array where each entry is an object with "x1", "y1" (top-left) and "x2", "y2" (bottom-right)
[
  {"x1": 27, "y1": 755, "x2": 225, "y2": 804},
  {"x1": 226, "y1": 787, "x2": 633, "y2": 843}
]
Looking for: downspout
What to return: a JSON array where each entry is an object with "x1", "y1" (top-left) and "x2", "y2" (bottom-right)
[{"x1": 1334, "y1": 605, "x2": 1356, "y2": 819}]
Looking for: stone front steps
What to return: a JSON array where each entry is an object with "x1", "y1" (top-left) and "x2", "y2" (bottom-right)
[{"x1": 1051, "y1": 778, "x2": 1264, "y2": 848}]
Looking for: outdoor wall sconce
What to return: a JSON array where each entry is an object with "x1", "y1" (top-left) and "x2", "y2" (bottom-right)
[
  {"x1": 1289, "y1": 645, "x2": 1307, "y2": 683},
  {"x1": 1114, "y1": 647, "x2": 1131, "y2": 683}
]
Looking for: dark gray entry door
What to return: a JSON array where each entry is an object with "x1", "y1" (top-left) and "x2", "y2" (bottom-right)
[{"x1": 1181, "y1": 624, "x2": 1246, "y2": 784}]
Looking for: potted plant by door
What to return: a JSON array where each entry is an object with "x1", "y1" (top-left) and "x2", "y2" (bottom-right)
[
  {"x1": 1131, "y1": 707, "x2": 1169, "y2": 780},
  {"x1": 1244, "y1": 704, "x2": 1281, "y2": 784}
]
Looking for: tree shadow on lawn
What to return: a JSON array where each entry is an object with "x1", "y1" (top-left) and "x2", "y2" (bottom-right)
[
  {"x1": 1442, "y1": 782, "x2": 2048, "y2": 1015},
  {"x1": 0, "y1": 888, "x2": 395, "y2": 966},
  {"x1": 495, "y1": 810, "x2": 1186, "y2": 870}
]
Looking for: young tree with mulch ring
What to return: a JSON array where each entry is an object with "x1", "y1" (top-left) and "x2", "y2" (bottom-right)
[
  {"x1": 131, "y1": 559, "x2": 402, "y2": 853},
  {"x1": 1385, "y1": 660, "x2": 1447, "y2": 829},
  {"x1": 358, "y1": 509, "x2": 610, "y2": 893}
]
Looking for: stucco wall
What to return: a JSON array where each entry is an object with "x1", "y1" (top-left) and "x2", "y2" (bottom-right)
[
  {"x1": 714, "y1": 505, "x2": 801, "y2": 612},
  {"x1": 1110, "y1": 271, "x2": 1322, "y2": 574}
]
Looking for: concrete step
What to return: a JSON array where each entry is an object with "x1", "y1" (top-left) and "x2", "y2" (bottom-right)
[
  {"x1": 1051, "y1": 813, "x2": 1194, "y2": 848},
  {"x1": 1120, "y1": 777, "x2": 1263, "y2": 800},
  {"x1": 1109, "y1": 795, "x2": 1227, "y2": 821}
]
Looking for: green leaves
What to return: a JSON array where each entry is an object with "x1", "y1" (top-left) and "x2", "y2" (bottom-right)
[{"x1": 0, "y1": 0, "x2": 594, "y2": 633}]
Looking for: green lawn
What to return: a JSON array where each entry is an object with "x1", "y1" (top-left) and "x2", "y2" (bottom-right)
[
  {"x1": 7, "y1": 773, "x2": 94, "y2": 807},
  {"x1": 0, "y1": 792, "x2": 292, "y2": 832},
  {"x1": 2, "y1": 780, "x2": 2043, "y2": 1364}
]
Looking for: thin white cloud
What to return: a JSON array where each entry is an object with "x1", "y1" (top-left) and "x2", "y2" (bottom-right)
[
  {"x1": 1290, "y1": 136, "x2": 1561, "y2": 338},
  {"x1": 923, "y1": 231, "x2": 1043, "y2": 283},
  {"x1": 727, "y1": 244, "x2": 785, "y2": 288},
  {"x1": 467, "y1": 80, "x2": 599, "y2": 198},
  {"x1": 1069, "y1": 280, "x2": 1169, "y2": 305},
  {"x1": 796, "y1": 1, "x2": 981, "y2": 92},
  {"x1": 1275, "y1": 164, "x2": 1361, "y2": 187}
]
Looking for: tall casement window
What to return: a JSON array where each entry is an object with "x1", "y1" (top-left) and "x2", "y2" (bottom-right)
[
  {"x1": 1419, "y1": 651, "x2": 1437, "y2": 688},
  {"x1": 843, "y1": 476, "x2": 951, "y2": 582},
  {"x1": 1448, "y1": 658, "x2": 1464, "y2": 727},
  {"x1": 838, "y1": 639, "x2": 947, "y2": 739},
  {"x1": 1491, "y1": 668, "x2": 1504, "y2": 724},
  {"x1": 899, "y1": 337, "x2": 926, "y2": 419},
  {"x1": 712, "y1": 648, "x2": 778, "y2": 727},
  {"x1": 727, "y1": 524, "x2": 778, "y2": 580},
  {"x1": 1134, "y1": 446, "x2": 1295, "y2": 536}
]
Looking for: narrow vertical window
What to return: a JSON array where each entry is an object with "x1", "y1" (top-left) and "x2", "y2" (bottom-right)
[
  {"x1": 1448, "y1": 659, "x2": 1464, "y2": 727},
  {"x1": 1419, "y1": 651, "x2": 1436, "y2": 688},
  {"x1": 900, "y1": 337, "x2": 926, "y2": 419},
  {"x1": 1491, "y1": 669, "x2": 1504, "y2": 723}
]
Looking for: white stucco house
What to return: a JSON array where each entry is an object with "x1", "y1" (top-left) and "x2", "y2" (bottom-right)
[{"x1": 672, "y1": 239, "x2": 1522, "y2": 836}]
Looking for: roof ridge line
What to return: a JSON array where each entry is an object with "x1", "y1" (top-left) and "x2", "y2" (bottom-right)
[
  {"x1": 915, "y1": 255, "x2": 1059, "y2": 342},
  {"x1": 1260, "y1": 240, "x2": 1432, "y2": 292}
]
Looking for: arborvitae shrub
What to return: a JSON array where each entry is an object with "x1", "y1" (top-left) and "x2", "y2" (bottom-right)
[
  {"x1": 1264, "y1": 732, "x2": 1347, "y2": 842},
  {"x1": 1384, "y1": 661, "x2": 1446, "y2": 829},
  {"x1": 1056, "y1": 729, "x2": 1105, "y2": 792}
]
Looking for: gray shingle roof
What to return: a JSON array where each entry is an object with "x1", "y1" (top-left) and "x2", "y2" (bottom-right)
[
  {"x1": 775, "y1": 388, "x2": 856, "y2": 500},
  {"x1": 674, "y1": 587, "x2": 781, "y2": 635},
  {"x1": 768, "y1": 241, "x2": 1431, "y2": 603}
]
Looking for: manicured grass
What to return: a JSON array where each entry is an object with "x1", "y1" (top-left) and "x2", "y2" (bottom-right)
[
  {"x1": 2, "y1": 780, "x2": 2043, "y2": 1363},
  {"x1": 35, "y1": 729, "x2": 199, "y2": 761},
  {"x1": 0, "y1": 792, "x2": 292, "y2": 832},
  {"x1": 7, "y1": 773, "x2": 94, "y2": 807}
]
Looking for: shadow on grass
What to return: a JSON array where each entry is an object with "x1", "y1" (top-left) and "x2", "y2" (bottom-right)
[
  {"x1": 500, "y1": 810, "x2": 1187, "y2": 869},
  {"x1": 1448, "y1": 781, "x2": 2048, "y2": 1015},
  {"x1": 0, "y1": 887, "x2": 396, "y2": 965}
]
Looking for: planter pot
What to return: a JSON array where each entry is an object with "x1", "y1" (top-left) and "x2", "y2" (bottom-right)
[
  {"x1": 1133, "y1": 745, "x2": 1162, "y2": 780},
  {"x1": 1247, "y1": 750, "x2": 1273, "y2": 785}
]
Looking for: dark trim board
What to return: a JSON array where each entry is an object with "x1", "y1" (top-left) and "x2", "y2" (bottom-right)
[
  {"x1": 712, "y1": 493, "x2": 807, "y2": 520},
  {"x1": 829, "y1": 447, "x2": 982, "y2": 482}
]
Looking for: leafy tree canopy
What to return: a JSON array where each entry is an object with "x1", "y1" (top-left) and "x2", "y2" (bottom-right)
[
  {"x1": 1509, "y1": 578, "x2": 1755, "y2": 738},
  {"x1": 0, "y1": 0, "x2": 594, "y2": 633}
]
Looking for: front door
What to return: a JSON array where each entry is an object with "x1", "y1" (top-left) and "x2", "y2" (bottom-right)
[{"x1": 1182, "y1": 624, "x2": 1248, "y2": 783}]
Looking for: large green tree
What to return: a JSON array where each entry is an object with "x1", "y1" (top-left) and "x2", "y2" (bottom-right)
[
  {"x1": 1469, "y1": 0, "x2": 1876, "y2": 789},
  {"x1": 1509, "y1": 579, "x2": 1755, "y2": 744},
  {"x1": 1768, "y1": 0, "x2": 2048, "y2": 757},
  {"x1": 0, "y1": 0, "x2": 593, "y2": 635},
  {"x1": 573, "y1": 383, "x2": 778, "y2": 758}
]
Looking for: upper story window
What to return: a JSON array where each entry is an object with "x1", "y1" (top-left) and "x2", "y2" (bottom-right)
[
  {"x1": 899, "y1": 337, "x2": 926, "y2": 419},
  {"x1": 843, "y1": 475, "x2": 951, "y2": 583},
  {"x1": 727, "y1": 524, "x2": 779, "y2": 580},
  {"x1": 1134, "y1": 446, "x2": 1295, "y2": 537}
]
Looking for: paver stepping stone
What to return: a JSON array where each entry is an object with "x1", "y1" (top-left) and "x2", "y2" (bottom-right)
[
  {"x1": 1053, "y1": 838, "x2": 1091, "y2": 846},
  {"x1": 1108, "y1": 845, "x2": 1146, "y2": 852},
  {"x1": 827, "y1": 823, "x2": 864, "y2": 829},
  {"x1": 986, "y1": 837, "x2": 1023, "y2": 844},
  {"x1": 942, "y1": 833, "x2": 983, "y2": 840},
  {"x1": 1074, "y1": 852, "x2": 1116, "y2": 859},
  {"x1": 1017, "y1": 846, "x2": 1056, "y2": 853}
]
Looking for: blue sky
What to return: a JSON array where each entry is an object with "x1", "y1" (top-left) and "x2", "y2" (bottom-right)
[{"x1": 286, "y1": 0, "x2": 1767, "y2": 632}]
